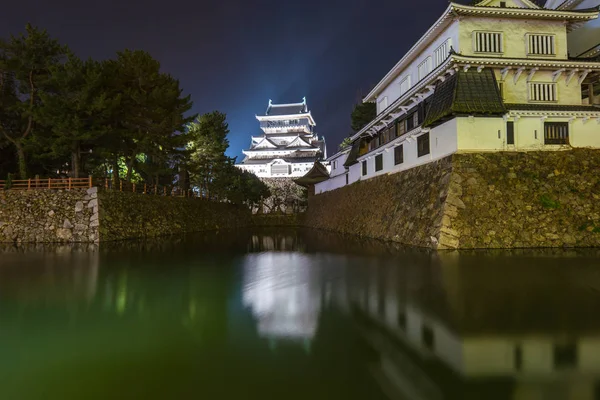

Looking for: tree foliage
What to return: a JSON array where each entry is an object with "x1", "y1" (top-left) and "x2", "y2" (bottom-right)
[
  {"x1": 187, "y1": 112, "x2": 270, "y2": 205},
  {"x1": 350, "y1": 101, "x2": 376, "y2": 132},
  {"x1": 338, "y1": 137, "x2": 352, "y2": 151},
  {"x1": 0, "y1": 24, "x2": 268, "y2": 210}
]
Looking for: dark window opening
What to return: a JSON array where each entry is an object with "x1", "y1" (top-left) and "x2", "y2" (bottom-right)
[
  {"x1": 554, "y1": 343, "x2": 577, "y2": 369},
  {"x1": 375, "y1": 154, "x2": 383, "y2": 172},
  {"x1": 544, "y1": 122, "x2": 569, "y2": 145},
  {"x1": 514, "y1": 345, "x2": 523, "y2": 370},
  {"x1": 417, "y1": 132, "x2": 431, "y2": 157},
  {"x1": 397, "y1": 311, "x2": 406, "y2": 331},
  {"x1": 500, "y1": 1, "x2": 506, "y2": 7},
  {"x1": 422, "y1": 325, "x2": 435, "y2": 350},
  {"x1": 394, "y1": 145, "x2": 404, "y2": 165},
  {"x1": 345, "y1": 174, "x2": 349, "y2": 185},
  {"x1": 406, "y1": 112, "x2": 417, "y2": 131},
  {"x1": 362, "y1": 160, "x2": 367, "y2": 176},
  {"x1": 507, "y1": 121, "x2": 515, "y2": 145}
]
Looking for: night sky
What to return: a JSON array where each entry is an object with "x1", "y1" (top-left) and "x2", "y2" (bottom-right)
[{"x1": 1, "y1": 0, "x2": 460, "y2": 160}]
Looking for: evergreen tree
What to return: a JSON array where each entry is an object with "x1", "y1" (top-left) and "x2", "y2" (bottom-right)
[
  {"x1": 0, "y1": 24, "x2": 67, "y2": 179},
  {"x1": 34, "y1": 54, "x2": 118, "y2": 177},
  {"x1": 350, "y1": 101, "x2": 376, "y2": 132}
]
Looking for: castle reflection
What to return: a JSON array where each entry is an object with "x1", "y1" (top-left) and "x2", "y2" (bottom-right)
[
  {"x1": 242, "y1": 253, "x2": 321, "y2": 341},
  {"x1": 1, "y1": 232, "x2": 600, "y2": 399}
]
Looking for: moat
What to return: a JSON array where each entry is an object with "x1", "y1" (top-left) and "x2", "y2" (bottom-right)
[{"x1": 1, "y1": 228, "x2": 600, "y2": 400}]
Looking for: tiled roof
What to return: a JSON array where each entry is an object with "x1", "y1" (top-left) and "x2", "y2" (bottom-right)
[
  {"x1": 294, "y1": 162, "x2": 330, "y2": 187},
  {"x1": 240, "y1": 157, "x2": 319, "y2": 165},
  {"x1": 423, "y1": 69, "x2": 506, "y2": 128},
  {"x1": 247, "y1": 145, "x2": 320, "y2": 152},
  {"x1": 506, "y1": 103, "x2": 600, "y2": 112},
  {"x1": 343, "y1": 138, "x2": 364, "y2": 167},
  {"x1": 266, "y1": 101, "x2": 308, "y2": 116}
]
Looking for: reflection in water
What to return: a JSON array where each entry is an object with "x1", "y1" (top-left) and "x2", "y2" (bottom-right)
[
  {"x1": 242, "y1": 253, "x2": 321, "y2": 342},
  {"x1": 1, "y1": 230, "x2": 600, "y2": 399}
]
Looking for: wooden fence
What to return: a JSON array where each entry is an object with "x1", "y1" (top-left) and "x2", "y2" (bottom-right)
[
  {"x1": 0, "y1": 177, "x2": 93, "y2": 190},
  {"x1": 1, "y1": 176, "x2": 196, "y2": 197}
]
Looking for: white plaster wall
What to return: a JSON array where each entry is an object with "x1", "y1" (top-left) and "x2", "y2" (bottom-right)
[
  {"x1": 315, "y1": 173, "x2": 347, "y2": 194},
  {"x1": 462, "y1": 339, "x2": 516, "y2": 376},
  {"x1": 459, "y1": 18, "x2": 569, "y2": 59},
  {"x1": 510, "y1": 117, "x2": 600, "y2": 150},
  {"x1": 376, "y1": 22, "x2": 460, "y2": 115},
  {"x1": 329, "y1": 152, "x2": 349, "y2": 178},
  {"x1": 457, "y1": 117, "x2": 507, "y2": 150},
  {"x1": 316, "y1": 122, "x2": 459, "y2": 194},
  {"x1": 495, "y1": 69, "x2": 584, "y2": 105},
  {"x1": 348, "y1": 162, "x2": 362, "y2": 185},
  {"x1": 578, "y1": 339, "x2": 600, "y2": 372},
  {"x1": 236, "y1": 162, "x2": 313, "y2": 178}
]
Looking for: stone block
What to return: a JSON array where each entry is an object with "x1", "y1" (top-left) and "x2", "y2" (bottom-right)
[
  {"x1": 87, "y1": 187, "x2": 98, "y2": 195},
  {"x1": 87, "y1": 199, "x2": 98, "y2": 209},
  {"x1": 90, "y1": 219, "x2": 100, "y2": 228},
  {"x1": 56, "y1": 228, "x2": 73, "y2": 241},
  {"x1": 75, "y1": 201, "x2": 84, "y2": 212},
  {"x1": 90, "y1": 213, "x2": 99, "y2": 222},
  {"x1": 63, "y1": 219, "x2": 73, "y2": 229}
]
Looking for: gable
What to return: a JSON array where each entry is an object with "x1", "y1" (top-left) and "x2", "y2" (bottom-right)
[
  {"x1": 253, "y1": 137, "x2": 278, "y2": 149},
  {"x1": 286, "y1": 136, "x2": 312, "y2": 148},
  {"x1": 474, "y1": 0, "x2": 541, "y2": 8}
]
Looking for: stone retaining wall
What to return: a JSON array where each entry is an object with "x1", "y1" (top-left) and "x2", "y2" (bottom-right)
[
  {"x1": 98, "y1": 191, "x2": 251, "y2": 241},
  {"x1": 0, "y1": 188, "x2": 100, "y2": 243},
  {"x1": 0, "y1": 189, "x2": 251, "y2": 243},
  {"x1": 303, "y1": 149, "x2": 600, "y2": 249}
]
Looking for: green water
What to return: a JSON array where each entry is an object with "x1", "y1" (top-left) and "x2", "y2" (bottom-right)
[{"x1": 1, "y1": 229, "x2": 600, "y2": 400}]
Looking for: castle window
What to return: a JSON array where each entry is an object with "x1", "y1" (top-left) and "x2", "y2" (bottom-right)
[
  {"x1": 553, "y1": 343, "x2": 577, "y2": 369},
  {"x1": 418, "y1": 57, "x2": 432, "y2": 81},
  {"x1": 362, "y1": 160, "x2": 367, "y2": 176},
  {"x1": 544, "y1": 122, "x2": 569, "y2": 145},
  {"x1": 332, "y1": 160, "x2": 338, "y2": 170},
  {"x1": 527, "y1": 34, "x2": 556, "y2": 56},
  {"x1": 397, "y1": 119, "x2": 406, "y2": 137},
  {"x1": 417, "y1": 132, "x2": 430, "y2": 157},
  {"x1": 399, "y1": 75, "x2": 412, "y2": 96},
  {"x1": 375, "y1": 154, "x2": 383, "y2": 172},
  {"x1": 474, "y1": 31, "x2": 503, "y2": 54},
  {"x1": 529, "y1": 83, "x2": 557, "y2": 102},
  {"x1": 433, "y1": 39, "x2": 451, "y2": 68},
  {"x1": 378, "y1": 96, "x2": 388, "y2": 113},
  {"x1": 394, "y1": 145, "x2": 404, "y2": 165}
]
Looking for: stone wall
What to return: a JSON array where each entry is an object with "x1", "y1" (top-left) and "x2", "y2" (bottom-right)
[
  {"x1": 303, "y1": 157, "x2": 453, "y2": 247},
  {"x1": 98, "y1": 191, "x2": 251, "y2": 241},
  {"x1": 257, "y1": 178, "x2": 307, "y2": 214},
  {"x1": 0, "y1": 188, "x2": 100, "y2": 243},
  {"x1": 303, "y1": 149, "x2": 600, "y2": 249},
  {"x1": 443, "y1": 150, "x2": 600, "y2": 249},
  {"x1": 0, "y1": 188, "x2": 252, "y2": 243}
]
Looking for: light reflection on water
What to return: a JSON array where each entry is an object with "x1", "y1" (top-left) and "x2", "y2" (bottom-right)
[{"x1": 0, "y1": 230, "x2": 600, "y2": 399}]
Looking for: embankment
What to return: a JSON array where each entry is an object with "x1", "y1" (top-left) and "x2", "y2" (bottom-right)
[
  {"x1": 98, "y1": 191, "x2": 252, "y2": 241},
  {"x1": 0, "y1": 188, "x2": 252, "y2": 243},
  {"x1": 303, "y1": 149, "x2": 600, "y2": 249}
]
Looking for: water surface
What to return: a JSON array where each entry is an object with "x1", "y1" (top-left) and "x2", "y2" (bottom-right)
[{"x1": 1, "y1": 229, "x2": 600, "y2": 400}]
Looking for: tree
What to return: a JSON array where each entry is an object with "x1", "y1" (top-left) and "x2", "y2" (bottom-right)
[
  {"x1": 350, "y1": 101, "x2": 376, "y2": 132},
  {"x1": 338, "y1": 137, "x2": 352, "y2": 151},
  {"x1": 187, "y1": 111, "x2": 230, "y2": 199},
  {"x1": 97, "y1": 50, "x2": 194, "y2": 185},
  {"x1": 34, "y1": 55, "x2": 118, "y2": 177},
  {"x1": 0, "y1": 24, "x2": 67, "y2": 179}
]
